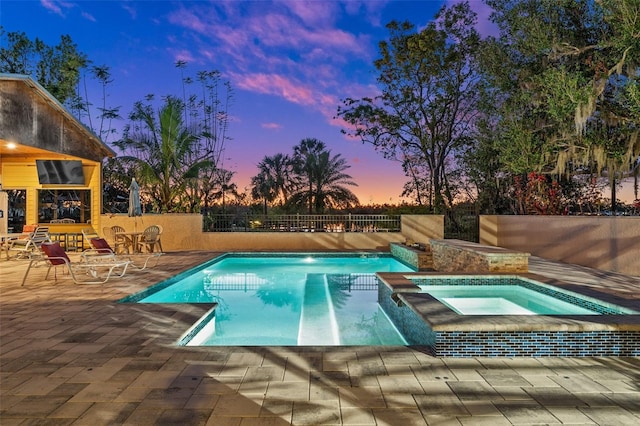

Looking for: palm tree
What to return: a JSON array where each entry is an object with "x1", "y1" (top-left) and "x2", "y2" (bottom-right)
[
  {"x1": 250, "y1": 171, "x2": 277, "y2": 215},
  {"x1": 310, "y1": 151, "x2": 359, "y2": 212},
  {"x1": 212, "y1": 168, "x2": 238, "y2": 213},
  {"x1": 115, "y1": 96, "x2": 210, "y2": 212},
  {"x1": 259, "y1": 153, "x2": 297, "y2": 205},
  {"x1": 289, "y1": 139, "x2": 359, "y2": 213},
  {"x1": 292, "y1": 138, "x2": 327, "y2": 213}
]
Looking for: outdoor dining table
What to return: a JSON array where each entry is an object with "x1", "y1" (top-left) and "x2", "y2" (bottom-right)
[{"x1": 115, "y1": 231, "x2": 143, "y2": 254}]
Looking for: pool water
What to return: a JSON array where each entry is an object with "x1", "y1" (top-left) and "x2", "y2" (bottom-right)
[
  {"x1": 409, "y1": 276, "x2": 636, "y2": 316},
  {"x1": 133, "y1": 253, "x2": 414, "y2": 346},
  {"x1": 421, "y1": 285, "x2": 600, "y2": 315}
]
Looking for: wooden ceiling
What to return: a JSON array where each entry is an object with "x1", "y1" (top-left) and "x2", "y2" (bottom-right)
[{"x1": 0, "y1": 139, "x2": 62, "y2": 159}]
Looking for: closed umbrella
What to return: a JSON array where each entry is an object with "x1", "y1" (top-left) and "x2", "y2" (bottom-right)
[{"x1": 128, "y1": 178, "x2": 142, "y2": 231}]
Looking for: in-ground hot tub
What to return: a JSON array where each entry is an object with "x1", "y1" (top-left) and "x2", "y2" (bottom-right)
[{"x1": 377, "y1": 273, "x2": 640, "y2": 357}]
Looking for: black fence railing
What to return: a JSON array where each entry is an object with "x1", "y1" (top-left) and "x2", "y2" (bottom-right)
[{"x1": 203, "y1": 214, "x2": 401, "y2": 233}]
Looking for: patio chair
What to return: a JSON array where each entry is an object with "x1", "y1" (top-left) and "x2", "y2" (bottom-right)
[
  {"x1": 22, "y1": 241, "x2": 131, "y2": 286},
  {"x1": 103, "y1": 225, "x2": 130, "y2": 254},
  {"x1": 155, "y1": 225, "x2": 164, "y2": 252},
  {"x1": 85, "y1": 237, "x2": 162, "y2": 270},
  {"x1": 140, "y1": 225, "x2": 163, "y2": 253},
  {"x1": 6, "y1": 226, "x2": 52, "y2": 259}
]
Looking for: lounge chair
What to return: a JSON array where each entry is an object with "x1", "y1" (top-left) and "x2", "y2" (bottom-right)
[
  {"x1": 82, "y1": 228, "x2": 100, "y2": 246},
  {"x1": 22, "y1": 241, "x2": 131, "y2": 285},
  {"x1": 6, "y1": 226, "x2": 52, "y2": 259},
  {"x1": 86, "y1": 237, "x2": 162, "y2": 270}
]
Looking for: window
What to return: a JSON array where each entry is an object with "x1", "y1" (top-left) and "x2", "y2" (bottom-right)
[
  {"x1": 7, "y1": 189, "x2": 26, "y2": 232},
  {"x1": 38, "y1": 189, "x2": 91, "y2": 224}
]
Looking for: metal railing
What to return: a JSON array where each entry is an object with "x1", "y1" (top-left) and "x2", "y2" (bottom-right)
[{"x1": 203, "y1": 214, "x2": 401, "y2": 233}]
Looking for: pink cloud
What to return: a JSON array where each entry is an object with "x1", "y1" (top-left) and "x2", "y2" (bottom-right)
[
  {"x1": 121, "y1": 2, "x2": 137, "y2": 19},
  {"x1": 280, "y1": 0, "x2": 339, "y2": 26},
  {"x1": 40, "y1": 0, "x2": 69, "y2": 17},
  {"x1": 81, "y1": 11, "x2": 96, "y2": 22},
  {"x1": 343, "y1": 0, "x2": 388, "y2": 27},
  {"x1": 261, "y1": 122, "x2": 283, "y2": 130},
  {"x1": 169, "y1": 49, "x2": 195, "y2": 64},
  {"x1": 233, "y1": 73, "x2": 316, "y2": 105},
  {"x1": 168, "y1": 8, "x2": 209, "y2": 34},
  {"x1": 164, "y1": 2, "x2": 382, "y2": 131}
]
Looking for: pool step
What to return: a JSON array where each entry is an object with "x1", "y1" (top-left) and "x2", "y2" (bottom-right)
[{"x1": 298, "y1": 274, "x2": 340, "y2": 345}]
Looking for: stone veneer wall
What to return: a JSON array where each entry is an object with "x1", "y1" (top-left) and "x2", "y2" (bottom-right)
[
  {"x1": 389, "y1": 243, "x2": 434, "y2": 270},
  {"x1": 429, "y1": 239, "x2": 529, "y2": 273}
]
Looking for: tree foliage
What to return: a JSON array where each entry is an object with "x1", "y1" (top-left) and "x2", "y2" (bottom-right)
[
  {"x1": 251, "y1": 153, "x2": 297, "y2": 214},
  {"x1": 250, "y1": 138, "x2": 359, "y2": 214},
  {"x1": 109, "y1": 64, "x2": 234, "y2": 213},
  {"x1": 0, "y1": 27, "x2": 89, "y2": 104},
  {"x1": 483, "y1": 0, "x2": 640, "y2": 190},
  {"x1": 337, "y1": 2, "x2": 482, "y2": 213}
]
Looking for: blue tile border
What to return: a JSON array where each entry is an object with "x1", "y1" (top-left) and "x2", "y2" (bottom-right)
[{"x1": 379, "y1": 275, "x2": 640, "y2": 357}]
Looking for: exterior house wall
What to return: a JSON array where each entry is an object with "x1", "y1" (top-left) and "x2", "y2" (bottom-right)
[
  {"x1": 480, "y1": 215, "x2": 640, "y2": 277},
  {"x1": 1, "y1": 74, "x2": 113, "y2": 234},
  {"x1": 2, "y1": 160, "x2": 102, "y2": 233}
]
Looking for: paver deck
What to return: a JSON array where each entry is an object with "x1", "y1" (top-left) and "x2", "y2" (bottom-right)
[{"x1": 1, "y1": 251, "x2": 639, "y2": 425}]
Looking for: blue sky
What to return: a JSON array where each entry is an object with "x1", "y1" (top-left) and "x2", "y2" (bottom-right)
[{"x1": 1, "y1": 0, "x2": 496, "y2": 204}]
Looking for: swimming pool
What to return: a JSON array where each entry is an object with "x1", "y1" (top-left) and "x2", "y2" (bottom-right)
[
  {"x1": 124, "y1": 253, "x2": 415, "y2": 346},
  {"x1": 410, "y1": 275, "x2": 638, "y2": 316},
  {"x1": 377, "y1": 273, "x2": 640, "y2": 356}
]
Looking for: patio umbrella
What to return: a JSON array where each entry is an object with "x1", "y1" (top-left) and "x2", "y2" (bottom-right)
[{"x1": 128, "y1": 178, "x2": 142, "y2": 231}]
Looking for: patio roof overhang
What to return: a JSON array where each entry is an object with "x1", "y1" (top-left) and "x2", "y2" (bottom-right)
[{"x1": 0, "y1": 73, "x2": 116, "y2": 162}]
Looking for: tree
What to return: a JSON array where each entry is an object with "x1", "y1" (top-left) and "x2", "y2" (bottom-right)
[
  {"x1": 292, "y1": 138, "x2": 328, "y2": 213},
  {"x1": 210, "y1": 168, "x2": 238, "y2": 213},
  {"x1": 337, "y1": 2, "x2": 483, "y2": 213},
  {"x1": 260, "y1": 153, "x2": 297, "y2": 206},
  {"x1": 308, "y1": 150, "x2": 360, "y2": 213},
  {"x1": 0, "y1": 28, "x2": 89, "y2": 105},
  {"x1": 114, "y1": 96, "x2": 210, "y2": 212},
  {"x1": 251, "y1": 170, "x2": 277, "y2": 215},
  {"x1": 483, "y1": 0, "x2": 640, "y2": 212},
  {"x1": 288, "y1": 139, "x2": 359, "y2": 213},
  {"x1": 250, "y1": 153, "x2": 297, "y2": 214},
  {"x1": 108, "y1": 65, "x2": 234, "y2": 213}
]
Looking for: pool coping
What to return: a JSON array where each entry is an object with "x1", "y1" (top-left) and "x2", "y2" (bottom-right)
[{"x1": 376, "y1": 271, "x2": 640, "y2": 332}]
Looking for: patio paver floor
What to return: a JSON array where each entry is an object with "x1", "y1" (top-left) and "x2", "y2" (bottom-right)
[{"x1": 1, "y1": 251, "x2": 639, "y2": 425}]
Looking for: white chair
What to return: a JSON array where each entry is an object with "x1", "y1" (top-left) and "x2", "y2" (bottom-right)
[
  {"x1": 22, "y1": 242, "x2": 131, "y2": 285},
  {"x1": 6, "y1": 226, "x2": 51, "y2": 259}
]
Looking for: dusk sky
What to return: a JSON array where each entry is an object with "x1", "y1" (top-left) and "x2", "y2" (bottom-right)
[
  {"x1": 2, "y1": 0, "x2": 496, "y2": 205},
  {"x1": 3, "y1": 1, "x2": 635, "y2": 204}
]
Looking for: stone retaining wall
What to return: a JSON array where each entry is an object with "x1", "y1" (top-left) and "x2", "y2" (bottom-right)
[
  {"x1": 389, "y1": 242, "x2": 434, "y2": 270},
  {"x1": 430, "y1": 239, "x2": 529, "y2": 273}
]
